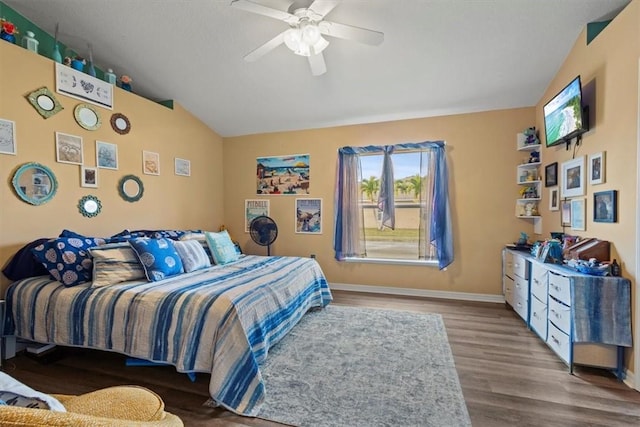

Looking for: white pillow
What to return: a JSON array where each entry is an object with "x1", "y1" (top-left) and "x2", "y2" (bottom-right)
[
  {"x1": 173, "y1": 239, "x2": 212, "y2": 272},
  {"x1": 0, "y1": 371, "x2": 66, "y2": 412}
]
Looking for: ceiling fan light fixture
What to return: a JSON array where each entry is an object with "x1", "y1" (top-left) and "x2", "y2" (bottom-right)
[{"x1": 312, "y1": 36, "x2": 329, "y2": 55}]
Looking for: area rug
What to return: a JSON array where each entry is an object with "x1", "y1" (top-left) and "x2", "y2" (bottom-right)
[{"x1": 258, "y1": 304, "x2": 471, "y2": 427}]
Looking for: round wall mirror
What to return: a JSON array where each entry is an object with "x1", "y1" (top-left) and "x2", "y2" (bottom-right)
[
  {"x1": 111, "y1": 113, "x2": 131, "y2": 135},
  {"x1": 26, "y1": 87, "x2": 64, "y2": 119},
  {"x1": 78, "y1": 195, "x2": 102, "y2": 217},
  {"x1": 12, "y1": 162, "x2": 58, "y2": 205},
  {"x1": 118, "y1": 174, "x2": 144, "y2": 202},
  {"x1": 74, "y1": 103, "x2": 101, "y2": 131},
  {"x1": 37, "y1": 95, "x2": 55, "y2": 111}
]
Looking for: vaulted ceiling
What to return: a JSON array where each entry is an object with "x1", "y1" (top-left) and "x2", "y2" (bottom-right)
[{"x1": 4, "y1": 0, "x2": 630, "y2": 137}]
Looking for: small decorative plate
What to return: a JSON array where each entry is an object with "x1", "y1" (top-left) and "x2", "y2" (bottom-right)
[
  {"x1": 26, "y1": 87, "x2": 64, "y2": 119},
  {"x1": 78, "y1": 194, "x2": 102, "y2": 217},
  {"x1": 74, "y1": 103, "x2": 101, "y2": 131},
  {"x1": 111, "y1": 113, "x2": 131, "y2": 135}
]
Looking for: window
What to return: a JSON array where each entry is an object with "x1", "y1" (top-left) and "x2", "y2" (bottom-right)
[{"x1": 333, "y1": 142, "x2": 453, "y2": 269}]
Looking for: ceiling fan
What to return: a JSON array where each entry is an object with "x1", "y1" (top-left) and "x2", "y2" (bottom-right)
[{"x1": 231, "y1": 0, "x2": 384, "y2": 76}]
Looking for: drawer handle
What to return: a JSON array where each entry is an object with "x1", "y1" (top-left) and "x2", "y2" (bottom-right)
[
  {"x1": 552, "y1": 284, "x2": 561, "y2": 292},
  {"x1": 550, "y1": 309, "x2": 560, "y2": 319},
  {"x1": 551, "y1": 335, "x2": 560, "y2": 345},
  {"x1": 533, "y1": 278, "x2": 539, "y2": 284},
  {"x1": 533, "y1": 312, "x2": 538, "y2": 319}
]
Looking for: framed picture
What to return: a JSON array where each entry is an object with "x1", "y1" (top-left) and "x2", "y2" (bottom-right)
[
  {"x1": 295, "y1": 198, "x2": 322, "y2": 234},
  {"x1": 589, "y1": 152, "x2": 605, "y2": 185},
  {"x1": 55, "y1": 63, "x2": 113, "y2": 110},
  {"x1": 0, "y1": 118, "x2": 16, "y2": 155},
  {"x1": 55, "y1": 132, "x2": 84, "y2": 165},
  {"x1": 96, "y1": 141, "x2": 118, "y2": 170},
  {"x1": 561, "y1": 156, "x2": 585, "y2": 198},
  {"x1": 143, "y1": 151, "x2": 160, "y2": 175},
  {"x1": 561, "y1": 200, "x2": 572, "y2": 227},
  {"x1": 244, "y1": 199, "x2": 270, "y2": 232},
  {"x1": 593, "y1": 190, "x2": 617, "y2": 223},
  {"x1": 549, "y1": 187, "x2": 559, "y2": 211},
  {"x1": 80, "y1": 166, "x2": 98, "y2": 188},
  {"x1": 545, "y1": 162, "x2": 557, "y2": 187},
  {"x1": 256, "y1": 154, "x2": 309, "y2": 195},
  {"x1": 175, "y1": 158, "x2": 191, "y2": 176},
  {"x1": 570, "y1": 198, "x2": 586, "y2": 231}
]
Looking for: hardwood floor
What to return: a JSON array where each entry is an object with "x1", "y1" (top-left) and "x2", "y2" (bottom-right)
[{"x1": 3, "y1": 290, "x2": 640, "y2": 426}]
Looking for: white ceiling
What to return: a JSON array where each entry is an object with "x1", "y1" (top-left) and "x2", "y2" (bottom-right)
[{"x1": 5, "y1": 0, "x2": 630, "y2": 137}]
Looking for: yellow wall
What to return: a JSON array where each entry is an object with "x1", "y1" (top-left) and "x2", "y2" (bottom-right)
[
  {"x1": 0, "y1": 42, "x2": 224, "y2": 291},
  {"x1": 224, "y1": 107, "x2": 535, "y2": 296},
  {"x1": 535, "y1": 0, "x2": 639, "y2": 371}
]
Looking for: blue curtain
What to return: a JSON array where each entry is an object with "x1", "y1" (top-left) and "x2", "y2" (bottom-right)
[
  {"x1": 377, "y1": 146, "x2": 396, "y2": 230},
  {"x1": 333, "y1": 141, "x2": 453, "y2": 269}
]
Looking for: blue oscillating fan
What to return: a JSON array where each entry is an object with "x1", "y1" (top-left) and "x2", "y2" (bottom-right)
[{"x1": 249, "y1": 215, "x2": 278, "y2": 255}]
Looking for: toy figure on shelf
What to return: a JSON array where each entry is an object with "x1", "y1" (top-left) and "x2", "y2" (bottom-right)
[
  {"x1": 120, "y1": 75, "x2": 133, "y2": 92},
  {"x1": 523, "y1": 127, "x2": 540, "y2": 145},
  {"x1": 0, "y1": 18, "x2": 18, "y2": 44},
  {"x1": 528, "y1": 150, "x2": 540, "y2": 163}
]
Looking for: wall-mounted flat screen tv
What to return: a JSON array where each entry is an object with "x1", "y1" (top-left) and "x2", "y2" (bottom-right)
[{"x1": 543, "y1": 76, "x2": 587, "y2": 147}]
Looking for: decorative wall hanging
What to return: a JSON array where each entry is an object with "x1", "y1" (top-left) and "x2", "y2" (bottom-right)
[
  {"x1": 549, "y1": 188, "x2": 559, "y2": 211},
  {"x1": 560, "y1": 156, "x2": 585, "y2": 198},
  {"x1": 110, "y1": 113, "x2": 131, "y2": 134},
  {"x1": 74, "y1": 103, "x2": 101, "y2": 131},
  {"x1": 12, "y1": 162, "x2": 58, "y2": 205},
  {"x1": 593, "y1": 190, "x2": 617, "y2": 223},
  {"x1": 561, "y1": 200, "x2": 571, "y2": 227},
  {"x1": 26, "y1": 87, "x2": 64, "y2": 119},
  {"x1": 78, "y1": 195, "x2": 102, "y2": 217},
  {"x1": 55, "y1": 63, "x2": 114, "y2": 110},
  {"x1": 544, "y1": 162, "x2": 557, "y2": 187},
  {"x1": 244, "y1": 199, "x2": 270, "y2": 232},
  {"x1": 80, "y1": 166, "x2": 98, "y2": 188},
  {"x1": 570, "y1": 198, "x2": 586, "y2": 231},
  {"x1": 174, "y1": 158, "x2": 191, "y2": 176},
  {"x1": 295, "y1": 198, "x2": 322, "y2": 234},
  {"x1": 589, "y1": 151, "x2": 605, "y2": 185},
  {"x1": 55, "y1": 132, "x2": 84, "y2": 165},
  {"x1": 118, "y1": 174, "x2": 144, "y2": 202},
  {"x1": 0, "y1": 118, "x2": 17, "y2": 155},
  {"x1": 256, "y1": 153, "x2": 310, "y2": 195},
  {"x1": 143, "y1": 151, "x2": 160, "y2": 175},
  {"x1": 96, "y1": 141, "x2": 118, "y2": 170}
]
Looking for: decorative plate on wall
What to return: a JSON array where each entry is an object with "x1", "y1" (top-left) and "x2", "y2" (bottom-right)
[
  {"x1": 110, "y1": 113, "x2": 131, "y2": 135},
  {"x1": 78, "y1": 194, "x2": 102, "y2": 217},
  {"x1": 74, "y1": 103, "x2": 101, "y2": 131},
  {"x1": 26, "y1": 87, "x2": 64, "y2": 119}
]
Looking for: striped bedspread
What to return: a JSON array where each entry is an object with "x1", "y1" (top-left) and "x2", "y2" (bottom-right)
[{"x1": 5, "y1": 255, "x2": 332, "y2": 416}]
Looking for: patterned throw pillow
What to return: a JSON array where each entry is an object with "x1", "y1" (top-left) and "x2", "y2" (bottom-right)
[
  {"x1": 31, "y1": 238, "x2": 98, "y2": 286},
  {"x1": 205, "y1": 230, "x2": 240, "y2": 265},
  {"x1": 128, "y1": 237, "x2": 184, "y2": 282},
  {"x1": 59, "y1": 229, "x2": 106, "y2": 246},
  {"x1": 173, "y1": 240, "x2": 211, "y2": 273},
  {"x1": 0, "y1": 372, "x2": 66, "y2": 412},
  {"x1": 89, "y1": 243, "x2": 147, "y2": 287},
  {"x1": 179, "y1": 232, "x2": 214, "y2": 263}
]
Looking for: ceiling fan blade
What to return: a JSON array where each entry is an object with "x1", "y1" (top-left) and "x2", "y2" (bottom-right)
[
  {"x1": 319, "y1": 21, "x2": 384, "y2": 45},
  {"x1": 308, "y1": 52, "x2": 327, "y2": 76},
  {"x1": 231, "y1": 0, "x2": 296, "y2": 22},
  {"x1": 244, "y1": 31, "x2": 286, "y2": 62},
  {"x1": 308, "y1": 0, "x2": 340, "y2": 18}
]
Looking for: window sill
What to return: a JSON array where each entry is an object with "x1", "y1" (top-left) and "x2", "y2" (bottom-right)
[{"x1": 342, "y1": 257, "x2": 438, "y2": 267}]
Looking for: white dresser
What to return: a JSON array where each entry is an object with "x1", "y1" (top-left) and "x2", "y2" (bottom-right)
[{"x1": 502, "y1": 249, "x2": 631, "y2": 379}]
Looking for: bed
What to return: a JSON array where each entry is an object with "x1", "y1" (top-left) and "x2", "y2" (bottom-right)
[{"x1": 4, "y1": 254, "x2": 332, "y2": 416}]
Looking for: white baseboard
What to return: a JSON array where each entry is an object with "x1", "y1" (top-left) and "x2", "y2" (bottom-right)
[{"x1": 329, "y1": 282, "x2": 505, "y2": 303}]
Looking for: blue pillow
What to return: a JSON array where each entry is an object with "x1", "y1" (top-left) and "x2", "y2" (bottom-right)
[
  {"x1": 31, "y1": 238, "x2": 98, "y2": 286},
  {"x1": 2, "y1": 238, "x2": 51, "y2": 281},
  {"x1": 59, "y1": 229, "x2": 106, "y2": 246},
  {"x1": 205, "y1": 230, "x2": 240, "y2": 265},
  {"x1": 129, "y1": 237, "x2": 184, "y2": 281}
]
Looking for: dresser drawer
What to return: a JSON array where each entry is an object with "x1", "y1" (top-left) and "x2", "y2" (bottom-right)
[
  {"x1": 512, "y1": 253, "x2": 528, "y2": 280},
  {"x1": 503, "y1": 275, "x2": 514, "y2": 306},
  {"x1": 513, "y1": 289, "x2": 528, "y2": 322},
  {"x1": 504, "y1": 250, "x2": 514, "y2": 278},
  {"x1": 530, "y1": 262, "x2": 548, "y2": 302},
  {"x1": 548, "y1": 296, "x2": 571, "y2": 334},
  {"x1": 548, "y1": 272, "x2": 571, "y2": 305},
  {"x1": 513, "y1": 275, "x2": 528, "y2": 300},
  {"x1": 547, "y1": 321, "x2": 570, "y2": 365},
  {"x1": 530, "y1": 295, "x2": 548, "y2": 340}
]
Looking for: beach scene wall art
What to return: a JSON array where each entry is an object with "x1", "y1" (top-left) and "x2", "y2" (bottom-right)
[{"x1": 257, "y1": 154, "x2": 310, "y2": 195}]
